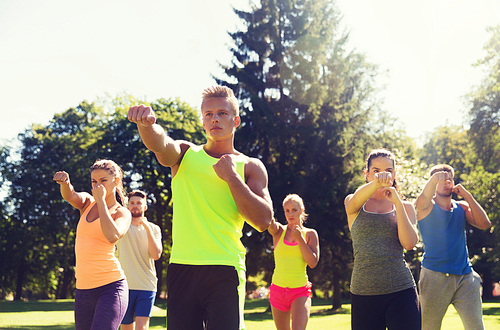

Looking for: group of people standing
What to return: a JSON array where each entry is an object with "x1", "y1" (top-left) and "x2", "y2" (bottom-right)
[
  {"x1": 53, "y1": 85, "x2": 491, "y2": 330},
  {"x1": 345, "y1": 149, "x2": 490, "y2": 330}
]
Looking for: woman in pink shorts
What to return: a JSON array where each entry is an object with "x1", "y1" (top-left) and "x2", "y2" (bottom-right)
[{"x1": 268, "y1": 194, "x2": 320, "y2": 330}]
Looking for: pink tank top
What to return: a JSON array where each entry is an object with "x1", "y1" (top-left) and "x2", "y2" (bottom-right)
[{"x1": 75, "y1": 201, "x2": 125, "y2": 289}]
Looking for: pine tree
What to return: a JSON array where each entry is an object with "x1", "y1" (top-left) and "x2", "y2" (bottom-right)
[{"x1": 216, "y1": 0, "x2": 381, "y2": 308}]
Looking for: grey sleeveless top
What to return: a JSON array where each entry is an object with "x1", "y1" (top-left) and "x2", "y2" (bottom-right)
[{"x1": 350, "y1": 205, "x2": 415, "y2": 295}]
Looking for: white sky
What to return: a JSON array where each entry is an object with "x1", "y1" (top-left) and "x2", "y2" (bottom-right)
[{"x1": 1, "y1": 0, "x2": 499, "y2": 144}]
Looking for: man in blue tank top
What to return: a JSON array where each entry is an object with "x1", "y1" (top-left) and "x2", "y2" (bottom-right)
[{"x1": 416, "y1": 164, "x2": 491, "y2": 330}]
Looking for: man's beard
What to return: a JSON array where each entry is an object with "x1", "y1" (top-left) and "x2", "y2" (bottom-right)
[
  {"x1": 437, "y1": 191, "x2": 452, "y2": 198},
  {"x1": 130, "y1": 209, "x2": 144, "y2": 218}
]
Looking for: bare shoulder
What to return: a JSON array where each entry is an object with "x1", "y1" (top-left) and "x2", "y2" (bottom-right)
[
  {"x1": 243, "y1": 156, "x2": 269, "y2": 184},
  {"x1": 305, "y1": 227, "x2": 319, "y2": 238},
  {"x1": 244, "y1": 156, "x2": 267, "y2": 173},
  {"x1": 77, "y1": 193, "x2": 94, "y2": 214},
  {"x1": 170, "y1": 141, "x2": 196, "y2": 173},
  {"x1": 112, "y1": 205, "x2": 131, "y2": 220},
  {"x1": 177, "y1": 140, "x2": 195, "y2": 160},
  {"x1": 345, "y1": 193, "x2": 354, "y2": 203},
  {"x1": 416, "y1": 199, "x2": 436, "y2": 221}
]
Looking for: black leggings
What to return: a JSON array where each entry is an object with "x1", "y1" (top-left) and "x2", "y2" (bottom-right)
[{"x1": 351, "y1": 287, "x2": 421, "y2": 330}]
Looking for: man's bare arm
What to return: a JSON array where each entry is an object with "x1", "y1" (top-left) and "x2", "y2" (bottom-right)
[
  {"x1": 415, "y1": 171, "x2": 452, "y2": 219},
  {"x1": 454, "y1": 185, "x2": 491, "y2": 230},
  {"x1": 128, "y1": 105, "x2": 185, "y2": 167},
  {"x1": 214, "y1": 156, "x2": 273, "y2": 232}
]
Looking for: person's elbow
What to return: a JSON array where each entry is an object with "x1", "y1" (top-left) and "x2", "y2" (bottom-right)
[
  {"x1": 251, "y1": 210, "x2": 273, "y2": 232},
  {"x1": 476, "y1": 220, "x2": 491, "y2": 230},
  {"x1": 402, "y1": 238, "x2": 418, "y2": 251},
  {"x1": 308, "y1": 256, "x2": 319, "y2": 269},
  {"x1": 254, "y1": 219, "x2": 271, "y2": 232},
  {"x1": 152, "y1": 247, "x2": 163, "y2": 261},
  {"x1": 403, "y1": 243, "x2": 416, "y2": 251},
  {"x1": 106, "y1": 233, "x2": 122, "y2": 245}
]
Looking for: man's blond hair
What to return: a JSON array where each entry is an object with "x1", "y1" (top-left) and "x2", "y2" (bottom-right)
[{"x1": 201, "y1": 86, "x2": 239, "y2": 116}]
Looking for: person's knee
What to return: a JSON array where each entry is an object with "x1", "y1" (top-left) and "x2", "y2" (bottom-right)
[
  {"x1": 135, "y1": 316, "x2": 150, "y2": 330},
  {"x1": 120, "y1": 323, "x2": 134, "y2": 330}
]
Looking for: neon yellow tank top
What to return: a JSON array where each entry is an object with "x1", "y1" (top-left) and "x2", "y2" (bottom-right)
[
  {"x1": 170, "y1": 145, "x2": 247, "y2": 270},
  {"x1": 271, "y1": 228, "x2": 308, "y2": 288}
]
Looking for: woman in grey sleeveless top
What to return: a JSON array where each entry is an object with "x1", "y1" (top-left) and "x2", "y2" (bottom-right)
[{"x1": 344, "y1": 149, "x2": 421, "y2": 330}]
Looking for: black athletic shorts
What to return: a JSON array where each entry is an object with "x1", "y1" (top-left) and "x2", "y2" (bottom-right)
[{"x1": 166, "y1": 263, "x2": 240, "y2": 330}]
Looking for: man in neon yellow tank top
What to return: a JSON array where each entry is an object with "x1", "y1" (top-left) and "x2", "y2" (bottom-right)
[{"x1": 128, "y1": 86, "x2": 273, "y2": 330}]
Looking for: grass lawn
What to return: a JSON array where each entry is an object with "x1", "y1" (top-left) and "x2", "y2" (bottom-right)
[{"x1": 0, "y1": 298, "x2": 499, "y2": 329}]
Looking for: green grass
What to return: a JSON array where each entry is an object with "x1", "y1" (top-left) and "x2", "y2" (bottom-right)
[{"x1": 0, "y1": 298, "x2": 499, "y2": 329}]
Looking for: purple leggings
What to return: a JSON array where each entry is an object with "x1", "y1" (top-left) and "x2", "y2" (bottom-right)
[{"x1": 74, "y1": 279, "x2": 128, "y2": 330}]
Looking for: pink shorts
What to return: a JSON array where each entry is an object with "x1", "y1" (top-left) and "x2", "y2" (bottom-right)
[{"x1": 269, "y1": 282, "x2": 312, "y2": 312}]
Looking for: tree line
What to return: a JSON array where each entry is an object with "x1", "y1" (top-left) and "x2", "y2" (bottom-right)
[{"x1": 0, "y1": 0, "x2": 499, "y2": 310}]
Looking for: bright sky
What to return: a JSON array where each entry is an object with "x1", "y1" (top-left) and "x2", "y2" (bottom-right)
[{"x1": 1, "y1": 0, "x2": 499, "y2": 144}]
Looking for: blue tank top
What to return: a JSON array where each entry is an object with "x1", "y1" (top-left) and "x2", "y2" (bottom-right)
[{"x1": 418, "y1": 200, "x2": 472, "y2": 275}]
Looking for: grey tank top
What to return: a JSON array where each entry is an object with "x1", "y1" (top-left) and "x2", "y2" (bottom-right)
[{"x1": 350, "y1": 205, "x2": 415, "y2": 295}]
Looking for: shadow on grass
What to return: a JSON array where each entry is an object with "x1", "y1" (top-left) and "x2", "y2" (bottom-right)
[
  {"x1": 0, "y1": 300, "x2": 75, "y2": 312},
  {"x1": 154, "y1": 297, "x2": 167, "y2": 310},
  {"x1": 310, "y1": 298, "x2": 351, "y2": 317},
  {"x1": 150, "y1": 315, "x2": 166, "y2": 327},
  {"x1": 311, "y1": 307, "x2": 350, "y2": 316},
  {"x1": 483, "y1": 307, "x2": 500, "y2": 316},
  {"x1": 243, "y1": 298, "x2": 351, "y2": 322}
]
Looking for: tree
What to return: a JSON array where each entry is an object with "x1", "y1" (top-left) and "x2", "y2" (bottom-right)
[
  {"x1": 465, "y1": 25, "x2": 500, "y2": 297},
  {"x1": 217, "y1": 0, "x2": 383, "y2": 308},
  {"x1": 0, "y1": 101, "x2": 106, "y2": 299},
  {"x1": 467, "y1": 26, "x2": 500, "y2": 173},
  {"x1": 419, "y1": 125, "x2": 470, "y2": 177},
  {"x1": 0, "y1": 95, "x2": 205, "y2": 299}
]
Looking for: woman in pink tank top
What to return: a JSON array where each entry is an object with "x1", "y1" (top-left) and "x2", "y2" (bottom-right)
[{"x1": 53, "y1": 159, "x2": 131, "y2": 330}]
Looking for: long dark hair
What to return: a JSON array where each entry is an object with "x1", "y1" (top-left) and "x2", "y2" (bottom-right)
[
  {"x1": 90, "y1": 159, "x2": 126, "y2": 206},
  {"x1": 364, "y1": 148, "x2": 399, "y2": 193}
]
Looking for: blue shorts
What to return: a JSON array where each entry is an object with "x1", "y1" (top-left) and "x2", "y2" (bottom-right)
[{"x1": 121, "y1": 290, "x2": 156, "y2": 325}]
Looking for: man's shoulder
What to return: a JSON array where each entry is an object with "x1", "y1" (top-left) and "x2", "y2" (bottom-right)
[
  {"x1": 242, "y1": 156, "x2": 268, "y2": 177},
  {"x1": 241, "y1": 154, "x2": 264, "y2": 166},
  {"x1": 417, "y1": 199, "x2": 437, "y2": 221},
  {"x1": 146, "y1": 220, "x2": 162, "y2": 231},
  {"x1": 180, "y1": 141, "x2": 198, "y2": 153}
]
